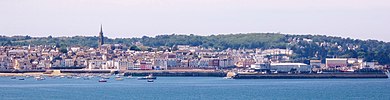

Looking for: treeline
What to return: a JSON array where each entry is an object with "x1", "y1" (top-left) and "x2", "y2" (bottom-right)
[{"x1": 1, "y1": 33, "x2": 389, "y2": 65}]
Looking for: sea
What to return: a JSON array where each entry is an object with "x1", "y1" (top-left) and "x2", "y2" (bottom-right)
[{"x1": 0, "y1": 76, "x2": 389, "y2": 100}]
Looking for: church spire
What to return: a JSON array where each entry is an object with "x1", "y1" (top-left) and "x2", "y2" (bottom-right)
[
  {"x1": 100, "y1": 24, "x2": 103, "y2": 34},
  {"x1": 98, "y1": 24, "x2": 104, "y2": 47}
]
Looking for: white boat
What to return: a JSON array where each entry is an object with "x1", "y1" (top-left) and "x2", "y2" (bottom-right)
[
  {"x1": 98, "y1": 79, "x2": 107, "y2": 82},
  {"x1": 223, "y1": 77, "x2": 233, "y2": 79},
  {"x1": 137, "y1": 74, "x2": 157, "y2": 80},
  {"x1": 115, "y1": 77, "x2": 124, "y2": 81},
  {"x1": 35, "y1": 77, "x2": 45, "y2": 81},
  {"x1": 25, "y1": 75, "x2": 32, "y2": 78},
  {"x1": 101, "y1": 76, "x2": 110, "y2": 79},
  {"x1": 126, "y1": 76, "x2": 133, "y2": 79}
]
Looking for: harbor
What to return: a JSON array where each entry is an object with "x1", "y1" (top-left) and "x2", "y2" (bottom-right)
[{"x1": 1, "y1": 76, "x2": 390, "y2": 100}]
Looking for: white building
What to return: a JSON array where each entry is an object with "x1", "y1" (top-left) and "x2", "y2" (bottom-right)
[
  {"x1": 326, "y1": 58, "x2": 347, "y2": 68},
  {"x1": 88, "y1": 60, "x2": 106, "y2": 69},
  {"x1": 219, "y1": 58, "x2": 235, "y2": 68},
  {"x1": 113, "y1": 61, "x2": 131, "y2": 70},
  {"x1": 363, "y1": 62, "x2": 376, "y2": 68},
  {"x1": 154, "y1": 58, "x2": 168, "y2": 70},
  {"x1": 250, "y1": 63, "x2": 270, "y2": 70},
  {"x1": 64, "y1": 59, "x2": 75, "y2": 67},
  {"x1": 270, "y1": 63, "x2": 312, "y2": 72}
]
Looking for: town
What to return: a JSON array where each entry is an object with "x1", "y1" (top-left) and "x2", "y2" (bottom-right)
[
  {"x1": 0, "y1": 43, "x2": 388, "y2": 75},
  {"x1": 0, "y1": 26, "x2": 388, "y2": 78}
]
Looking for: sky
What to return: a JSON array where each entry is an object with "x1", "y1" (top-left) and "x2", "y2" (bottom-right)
[{"x1": 0, "y1": 0, "x2": 389, "y2": 42}]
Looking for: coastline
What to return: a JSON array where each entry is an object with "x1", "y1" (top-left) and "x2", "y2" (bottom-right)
[
  {"x1": 0, "y1": 72, "x2": 68, "y2": 77},
  {"x1": 0, "y1": 69, "x2": 388, "y2": 79}
]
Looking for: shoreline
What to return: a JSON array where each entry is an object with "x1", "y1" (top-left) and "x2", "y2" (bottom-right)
[
  {"x1": 0, "y1": 70, "x2": 388, "y2": 79},
  {"x1": 0, "y1": 73, "x2": 69, "y2": 77}
]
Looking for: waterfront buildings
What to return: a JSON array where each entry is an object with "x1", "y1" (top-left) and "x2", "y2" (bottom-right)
[
  {"x1": 326, "y1": 58, "x2": 348, "y2": 68},
  {"x1": 0, "y1": 44, "x2": 385, "y2": 73},
  {"x1": 270, "y1": 63, "x2": 312, "y2": 73},
  {"x1": 0, "y1": 28, "x2": 386, "y2": 73}
]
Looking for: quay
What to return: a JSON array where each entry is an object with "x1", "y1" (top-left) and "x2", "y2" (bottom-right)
[
  {"x1": 0, "y1": 69, "x2": 388, "y2": 79},
  {"x1": 123, "y1": 69, "x2": 227, "y2": 77},
  {"x1": 231, "y1": 72, "x2": 389, "y2": 79}
]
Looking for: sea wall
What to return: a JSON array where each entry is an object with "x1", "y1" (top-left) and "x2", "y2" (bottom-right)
[
  {"x1": 124, "y1": 71, "x2": 227, "y2": 77},
  {"x1": 233, "y1": 73, "x2": 389, "y2": 79}
]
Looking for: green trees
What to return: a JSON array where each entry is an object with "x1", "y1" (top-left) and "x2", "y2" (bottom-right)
[
  {"x1": 0, "y1": 33, "x2": 389, "y2": 65},
  {"x1": 129, "y1": 45, "x2": 141, "y2": 51},
  {"x1": 59, "y1": 48, "x2": 68, "y2": 53}
]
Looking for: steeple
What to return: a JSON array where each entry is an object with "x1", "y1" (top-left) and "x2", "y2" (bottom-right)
[{"x1": 98, "y1": 24, "x2": 104, "y2": 47}]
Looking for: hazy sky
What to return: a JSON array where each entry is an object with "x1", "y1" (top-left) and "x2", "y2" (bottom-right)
[{"x1": 0, "y1": 0, "x2": 389, "y2": 42}]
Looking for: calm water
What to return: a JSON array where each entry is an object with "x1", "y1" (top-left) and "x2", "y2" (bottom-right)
[{"x1": 0, "y1": 76, "x2": 389, "y2": 100}]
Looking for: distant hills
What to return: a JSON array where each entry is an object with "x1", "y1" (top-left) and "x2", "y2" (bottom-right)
[{"x1": 1, "y1": 33, "x2": 389, "y2": 65}]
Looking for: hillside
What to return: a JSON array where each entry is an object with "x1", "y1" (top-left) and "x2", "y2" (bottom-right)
[{"x1": 1, "y1": 33, "x2": 389, "y2": 65}]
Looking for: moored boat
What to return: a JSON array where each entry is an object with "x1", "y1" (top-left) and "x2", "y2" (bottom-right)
[
  {"x1": 223, "y1": 77, "x2": 233, "y2": 79},
  {"x1": 98, "y1": 79, "x2": 107, "y2": 82},
  {"x1": 115, "y1": 77, "x2": 124, "y2": 81},
  {"x1": 126, "y1": 75, "x2": 133, "y2": 79},
  {"x1": 137, "y1": 74, "x2": 157, "y2": 80},
  {"x1": 83, "y1": 77, "x2": 90, "y2": 80},
  {"x1": 101, "y1": 76, "x2": 110, "y2": 79},
  {"x1": 35, "y1": 77, "x2": 45, "y2": 80}
]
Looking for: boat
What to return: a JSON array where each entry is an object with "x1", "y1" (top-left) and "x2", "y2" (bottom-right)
[
  {"x1": 10, "y1": 77, "x2": 17, "y2": 79},
  {"x1": 137, "y1": 74, "x2": 157, "y2": 80},
  {"x1": 126, "y1": 76, "x2": 133, "y2": 79},
  {"x1": 18, "y1": 78, "x2": 25, "y2": 80},
  {"x1": 101, "y1": 76, "x2": 110, "y2": 79},
  {"x1": 115, "y1": 77, "x2": 124, "y2": 81},
  {"x1": 98, "y1": 79, "x2": 107, "y2": 82},
  {"x1": 35, "y1": 77, "x2": 45, "y2": 81},
  {"x1": 83, "y1": 77, "x2": 90, "y2": 80},
  {"x1": 223, "y1": 77, "x2": 233, "y2": 79},
  {"x1": 89, "y1": 75, "x2": 94, "y2": 78},
  {"x1": 147, "y1": 79, "x2": 154, "y2": 82},
  {"x1": 25, "y1": 75, "x2": 32, "y2": 78}
]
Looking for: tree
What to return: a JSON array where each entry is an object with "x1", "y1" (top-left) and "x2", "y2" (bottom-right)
[
  {"x1": 130, "y1": 45, "x2": 141, "y2": 51},
  {"x1": 60, "y1": 48, "x2": 68, "y2": 53}
]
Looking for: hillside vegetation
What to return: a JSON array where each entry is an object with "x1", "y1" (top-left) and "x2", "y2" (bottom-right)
[{"x1": 1, "y1": 33, "x2": 389, "y2": 65}]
